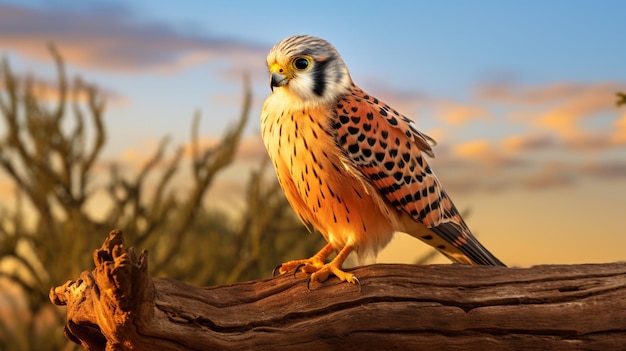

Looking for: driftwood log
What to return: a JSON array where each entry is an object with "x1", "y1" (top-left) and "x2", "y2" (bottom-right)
[{"x1": 50, "y1": 230, "x2": 626, "y2": 351}]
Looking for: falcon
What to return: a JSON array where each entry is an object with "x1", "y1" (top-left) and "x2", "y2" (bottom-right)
[{"x1": 261, "y1": 35, "x2": 505, "y2": 288}]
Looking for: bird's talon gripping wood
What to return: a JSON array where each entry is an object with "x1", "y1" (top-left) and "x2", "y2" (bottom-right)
[
  {"x1": 293, "y1": 263, "x2": 307, "y2": 278},
  {"x1": 272, "y1": 264, "x2": 282, "y2": 277},
  {"x1": 262, "y1": 35, "x2": 505, "y2": 288}
]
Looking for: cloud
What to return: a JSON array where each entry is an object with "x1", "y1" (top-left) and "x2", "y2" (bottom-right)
[
  {"x1": 612, "y1": 112, "x2": 626, "y2": 144},
  {"x1": 449, "y1": 139, "x2": 528, "y2": 169},
  {"x1": 453, "y1": 139, "x2": 491, "y2": 158},
  {"x1": 235, "y1": 135, "x2": 268, "y2": 162},
  {"x1": 502, "y1": 134, "x2": 556, "y2": 153},
  {"x1": 478, "y1": 80, "x2": 626, "y2": 139},
  {"x1": 0, "y1": 3, "x2": 267, "y2": 73},
  {"x1": 520, "y1": 162, "x2": 577, "y2": 189},
  {"x1": 435, "y1": 101, "x2": 490, "y2": 126},
  {"x1": 534, "y1": 87, "x2": 617, "y2": 138},
  {"x1": 477, "y1": 80, "x2": 625, "y2": 106},
  {"x1": 351, "y1": 78, "x2": 625, "y2": 196},
  {"x1": 0, "y1": 75, "x2": 127, "y2": 107},
  {"x1": 579, "y1": 160, "x2": 626, "y2": 180},
  {"x1": 563, "y1": 132, "x2": 615, "y2": 151}
]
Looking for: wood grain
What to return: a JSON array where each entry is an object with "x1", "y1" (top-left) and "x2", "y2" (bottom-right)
[{"x1": 50, "y1": 230, "x2": 626, "y2": 351}]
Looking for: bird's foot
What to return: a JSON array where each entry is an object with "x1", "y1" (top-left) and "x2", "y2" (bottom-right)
[
  {"x1": 273, "y1": 243, "x2": 360, "y2": 291},
  {"x1": 272, "y1": 243, "x2": 335, "y2": 277},
  {"x1": 272, "y1": 257, "x2": 326, "y2": 277},
  {"x1": 307, "y1": 261, "x2": 360, "y2": 291}
]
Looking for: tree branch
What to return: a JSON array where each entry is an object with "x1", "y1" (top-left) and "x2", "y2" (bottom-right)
[{"x1": 51, "y1": 230, "x2": 626, "y2": 351}]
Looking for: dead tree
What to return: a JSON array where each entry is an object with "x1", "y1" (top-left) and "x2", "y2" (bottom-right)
[{"x1": 50, "y1": 230, "x2": 626, "y2": 351}]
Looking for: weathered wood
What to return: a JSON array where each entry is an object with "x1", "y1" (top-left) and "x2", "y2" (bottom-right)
[{"x1": 50, "y1": 230, "x2": 626, "y2": 351}]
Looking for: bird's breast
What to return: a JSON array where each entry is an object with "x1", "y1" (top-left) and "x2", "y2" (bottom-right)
[{"x1": 261, "y1": 97, "x2": 398, "y2": 259}]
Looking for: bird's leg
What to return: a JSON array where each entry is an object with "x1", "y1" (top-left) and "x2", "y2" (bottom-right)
[
  {"x1": 309, "y1": 245, "x2": 358, "y2": 285},
  {"x1": 274, "y1": 243, "x2": 334, "y2": 276}
]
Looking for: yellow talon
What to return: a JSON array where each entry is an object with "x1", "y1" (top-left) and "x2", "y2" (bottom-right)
[
  {"x1": 274, "y1": 243, "x2": 334, "y2": 276},
  {"x1": 275, "y1": 244, "x2": 360, "y2": 291}
]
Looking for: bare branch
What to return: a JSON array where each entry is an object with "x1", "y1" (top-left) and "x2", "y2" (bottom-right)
[{"x1": 617, "y1": 92, "x2": 626, "y2": 107}]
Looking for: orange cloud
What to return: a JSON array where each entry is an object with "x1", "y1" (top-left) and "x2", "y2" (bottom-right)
[
  {"x1": 0, "y1": 76, "x2": 126, "y2": 106},
  {"x1": 478, "y1": 81, "x2": 625, "y2": 107},
  {"x1": 436, "y1": 101, "x2": 489, "y2": 126},
  {"x1": 535, "y1": 89, "x2": 616, "y2": 138},
  {"x1": 612, "y1": 112, "x2": 626, "y2": 144},
  {"x1": 453, "y1": 139, "x2": 492, "y2": 158},
  {"x1": 0, "y1": 3, "x2": 267, "y2": 73},
  {"x1": 235, "y1": 135, "x2": 268, "y2": 162},
  {"x1": 484, "y1": 81, "x2": 625, "y2": 139}
]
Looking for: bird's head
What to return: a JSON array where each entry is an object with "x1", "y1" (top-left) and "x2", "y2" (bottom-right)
[{"x1": 266, "y1": 35, "x2": 353, "y2": 108}]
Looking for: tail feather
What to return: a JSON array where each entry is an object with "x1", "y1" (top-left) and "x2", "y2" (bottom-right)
[{"x1": 430, "y1": 222, "x2": 506, "y2": 267}]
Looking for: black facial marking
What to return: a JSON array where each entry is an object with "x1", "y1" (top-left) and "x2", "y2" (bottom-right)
[{"x1": 312, "y1": 58, "x2": 328, "y2": 96}]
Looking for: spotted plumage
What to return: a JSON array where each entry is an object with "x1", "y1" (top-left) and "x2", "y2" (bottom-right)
[{"x1": 261, "y1": 35, "x2": 505, "y2": 287}]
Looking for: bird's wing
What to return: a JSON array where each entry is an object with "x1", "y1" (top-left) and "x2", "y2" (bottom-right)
[{"x1": 333, "y1": 87, "x2": 505, "y2": 266}]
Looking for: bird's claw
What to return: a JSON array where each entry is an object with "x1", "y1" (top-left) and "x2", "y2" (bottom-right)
[
  {"x1": 272, "y1": 264, "x2": 283, "y2": 277},
  {"x1": 353, "y1": 276, "x2": 362, "y2": 293},
  {"x1": 293, "y1": 263, "x2": 307, "y2": 278},
  {"x1": 273, "y1": 262, "x2": 313, "y2": 278}
]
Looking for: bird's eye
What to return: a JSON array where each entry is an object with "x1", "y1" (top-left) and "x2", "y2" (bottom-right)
[{"x1": 293, "y1": 57, "x2": 311, "y2": 71}]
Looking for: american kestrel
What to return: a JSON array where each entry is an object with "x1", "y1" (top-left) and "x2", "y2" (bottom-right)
[{"x1": 261, "y1": 35, "x2": 505, "y2": 287}]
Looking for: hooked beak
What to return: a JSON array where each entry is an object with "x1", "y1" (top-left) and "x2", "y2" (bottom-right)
[
  {"x1": 269, "y1": 63, "x2": 289, "y2": 92},
  {"x1": 270, "y1": 72, "x2": 288, "y2": 91}
]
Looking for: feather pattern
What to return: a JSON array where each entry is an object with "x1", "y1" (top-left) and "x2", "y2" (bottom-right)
[{"x1": 333, "y1": 87, "x2": 505, "y2": 266}]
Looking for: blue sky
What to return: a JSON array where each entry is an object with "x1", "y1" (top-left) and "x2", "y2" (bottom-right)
[{"x1": 1, "y1": 0, "x2": 625, "y2": 266}]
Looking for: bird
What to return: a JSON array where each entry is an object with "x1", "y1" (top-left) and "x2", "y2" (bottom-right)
[{"x1": 261, "y1": 35, "x2": 505, "y2": 288}]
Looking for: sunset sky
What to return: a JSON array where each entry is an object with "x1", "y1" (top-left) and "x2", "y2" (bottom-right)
[{"x1": 0, "y1": 0, "x2": 625, "y2": 267}]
